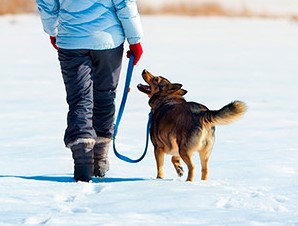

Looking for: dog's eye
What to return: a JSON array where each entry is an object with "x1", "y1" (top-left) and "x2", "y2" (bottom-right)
[
  {"x1": 158, "y1": 83, "x2": 166, "y2": 89},
  {"x1": 153, "y1": 77, "x2": 159, "y2": 84}
]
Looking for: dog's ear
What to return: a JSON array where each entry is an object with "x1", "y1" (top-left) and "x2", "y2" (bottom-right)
[
  {"x1": 169, "y1": 88, "x2": 187, "y2": 97},
  {"x1": 176, "y1": 89, "x2": 188, "y2": 96},
  {"x1": 169, "y1": 83, "x2": 183, "y2": 92}
]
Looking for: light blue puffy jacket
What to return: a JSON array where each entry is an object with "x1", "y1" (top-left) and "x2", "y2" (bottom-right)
[{"x1": 36, "y1": 0, "x2": 143, "y2": 49}]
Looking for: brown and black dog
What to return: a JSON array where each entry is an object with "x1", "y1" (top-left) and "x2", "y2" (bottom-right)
[{"x1": 137, "y1": 70, "x2": 246, "y2": 182}]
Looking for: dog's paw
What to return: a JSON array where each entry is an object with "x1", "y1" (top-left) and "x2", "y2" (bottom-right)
[{"x1": 176, "y1": 166, "x2": 184, "y2": 177}]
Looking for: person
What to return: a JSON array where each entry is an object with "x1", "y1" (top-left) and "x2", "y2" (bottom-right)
[{"x1": 36, "y1": 0, "x2": 143, "y2": 182}]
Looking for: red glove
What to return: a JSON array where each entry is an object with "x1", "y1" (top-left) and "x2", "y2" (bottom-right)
[
  {"x1": 50, "y1": 36, "x2": 58, "y2": 50},
  {"x1": 127, "y1": 43, "x2": 143, "y2": 65}
]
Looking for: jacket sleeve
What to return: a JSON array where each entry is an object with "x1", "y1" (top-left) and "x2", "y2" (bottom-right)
[
  {"x1": 36, "y1": 0, "x2": 60, "y2": 36},
  {"x1": 113, "y1": 0, "x2": 143, "y2": 44}
]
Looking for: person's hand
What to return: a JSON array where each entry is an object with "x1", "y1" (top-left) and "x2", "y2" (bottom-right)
[
  {"x1": 50, "y1": 36, "x2": 58, "y2": 50},
  {"x1": 127, "y1": 43, "x2": 143, "y2": 65}
]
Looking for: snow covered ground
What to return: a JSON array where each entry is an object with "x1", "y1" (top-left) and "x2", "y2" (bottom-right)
[{"x1": 0, "y1": 14, "x2": 298, "y2": 225}]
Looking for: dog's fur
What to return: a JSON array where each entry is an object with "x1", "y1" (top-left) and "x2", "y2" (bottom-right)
[{"x1": 137, "y1": 70, "x2": 246, "y2": 181}]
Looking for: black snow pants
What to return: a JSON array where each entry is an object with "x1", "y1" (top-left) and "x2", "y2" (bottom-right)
[{"x1": 58, "y1": 44, "x2": 123, "y2": 146}]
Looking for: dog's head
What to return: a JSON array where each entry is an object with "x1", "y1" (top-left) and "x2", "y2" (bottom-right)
[{"x1": 137, "y1": 70, "x2": 187, "y2": 99}]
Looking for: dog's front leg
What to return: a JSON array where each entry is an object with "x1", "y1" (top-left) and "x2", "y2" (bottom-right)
[{"x1": 154, "y1": 147, "x2": 165, "y2": 179}]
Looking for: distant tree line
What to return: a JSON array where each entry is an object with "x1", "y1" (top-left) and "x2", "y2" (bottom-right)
[
  {"x1": 0, "y1": 0, "x2": 297, "y2": 21},
  {"x1": 0, "y1": 0, "x2": 36, "y2": 15}
]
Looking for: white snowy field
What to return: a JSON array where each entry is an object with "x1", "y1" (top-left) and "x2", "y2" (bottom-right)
[{"x1": 1, "y1": 14, "x2": 298, "y2": 225}]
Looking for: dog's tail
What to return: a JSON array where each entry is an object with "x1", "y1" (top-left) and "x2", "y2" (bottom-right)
[{"x1": 201, "y1": 101, "x2": 246, "y2": 126}]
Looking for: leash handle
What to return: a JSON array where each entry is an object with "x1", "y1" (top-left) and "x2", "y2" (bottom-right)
[{"x1": 113, "y1": 55, "x2": 151, "y2": 163}]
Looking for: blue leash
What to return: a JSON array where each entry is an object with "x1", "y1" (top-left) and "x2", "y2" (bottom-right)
[{"x1": 113, "y1": 55, "x2": 152, "y2": 163}]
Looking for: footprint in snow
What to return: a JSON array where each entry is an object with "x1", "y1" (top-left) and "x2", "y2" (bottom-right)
[
  {"x1": 80, "y1": 182, "x2": 105, "y2": 195},
  {"x1": 24, "y1": 215, "x2": 51, "y2": 225},
  {"x1": 71, "y1": 207, "x2": 92, "y2": 214},
  {"x1": 215, "y1": 197, "x2": 233, "y2": 209},
  {"x1": 63, "y1": 195, "x2": 76, "y2": 203},
  {"x1": 274, "y1": 195, "x2": 288, "y2": 203},
  {"x1": 54, "y1": 194, "x2": 76, "y2": 203}
]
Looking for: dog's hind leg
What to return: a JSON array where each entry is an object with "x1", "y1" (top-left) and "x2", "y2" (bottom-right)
[
  {"x1": 199, "y1": 147, "x2": 212, "y2": 180},
  {"x1": 180, "y1": 151, "x2": 195, "y2": 182},
  {"x1": 154, "y1": 147, "x2": 165, "y2": 179},
  {"x1": 171, "y1": 156, "x2": 184, "y2": 177}
]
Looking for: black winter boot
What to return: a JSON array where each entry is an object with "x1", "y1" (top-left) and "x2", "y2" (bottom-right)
[
  {"x1": 94, "y1": 137, "x2": 111, "y2": 177},
  {"x1": 68, "y1": 138, "x2": 95, "y2": 182}
]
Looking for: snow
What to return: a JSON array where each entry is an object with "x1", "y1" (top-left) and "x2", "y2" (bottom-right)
[{"x1": 1, "y1": 14, "x2": 298, "y2": 225}]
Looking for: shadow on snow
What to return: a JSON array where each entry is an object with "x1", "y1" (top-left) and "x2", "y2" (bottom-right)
[{"x1": 0, "y1": 175, "x2": 149, "y2": 183}]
